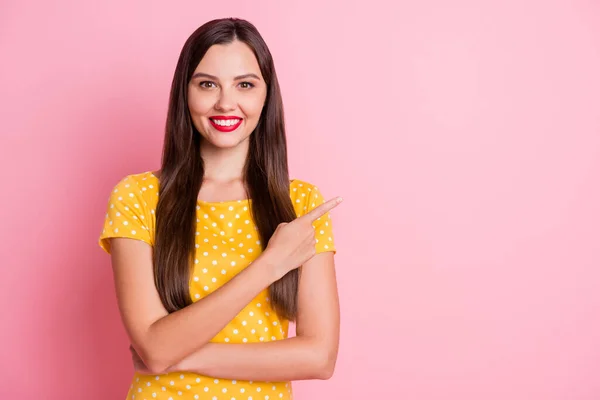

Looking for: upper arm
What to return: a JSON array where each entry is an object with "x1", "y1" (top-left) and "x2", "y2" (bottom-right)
[
  {"x1": 110, "y1": 238, "x2": 168, "y2": 354},
  {"x1": 98, "y1": 176, "x2": 168, "y2": 356},
  {"x1": 294, "y1": 183, "x2": 340, "y2": 362},
  {"x1": 296, "y1": 252, "x2": 340, "y2": 350}
]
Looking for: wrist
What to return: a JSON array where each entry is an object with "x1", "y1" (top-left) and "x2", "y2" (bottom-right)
[
  {"x1": 178, "y1": 344, "x2": 215, "y2": 375},
  {"x1": 254, "y1": 250, "x2": 280, "y2": 284},
  {"x1": 167, "y1": 351, "x2": 198, "y2": 374},
  {"x1": 165, "y1": 359, "x2": 184, "y2": 373}
]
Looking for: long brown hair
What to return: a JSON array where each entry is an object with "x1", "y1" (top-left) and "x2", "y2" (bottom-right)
[{"x1": 153, "y1": 18, "x2": 299, "y2": 320}]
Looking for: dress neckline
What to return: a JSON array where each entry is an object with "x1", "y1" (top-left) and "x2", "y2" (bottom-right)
[{"x1": 147, "y1": 171, "x2": 252, "y2": 206}]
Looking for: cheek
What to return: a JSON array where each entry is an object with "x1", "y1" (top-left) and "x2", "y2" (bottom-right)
[
  {"x1": 241, "y1": 94, "x2": 267, "y2": 119},
  {"x1": 187, "y1": 87, "x2": 215, "y2": 116},
  {"x1": 188, "y1": 96, "x2": 214, "y2": 116}
]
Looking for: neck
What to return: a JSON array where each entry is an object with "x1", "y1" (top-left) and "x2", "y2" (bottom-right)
[{"x1": 200, "y1": 138, "x2": 249, "y2": 183}]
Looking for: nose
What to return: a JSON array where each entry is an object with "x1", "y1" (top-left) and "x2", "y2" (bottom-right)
[{"x1": 214, "y1": 87, "x2": 236, "y2": 112}]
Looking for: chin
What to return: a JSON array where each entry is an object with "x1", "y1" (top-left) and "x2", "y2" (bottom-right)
[{"x1": 204, "y1": 134, "x2": 250, "y2": 149}]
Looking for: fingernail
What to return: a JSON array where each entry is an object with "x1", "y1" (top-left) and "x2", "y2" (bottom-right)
[{"x1": 337, "y1": 197, "x2": 343, "y2": 203}]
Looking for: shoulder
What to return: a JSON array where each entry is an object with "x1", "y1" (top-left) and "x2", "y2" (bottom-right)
[
  {"x1": 109, "y1": 171, "x2": 158, "y2": 198},
  {"x1": 99, "y1": 171, "x2": 157, "y2": 253},
  {"x1": 113, "y1": 170, "x2": 156, "y2": 189},
  {"x1": 105, "y1": 170, "x2": 159, "y2": 214},
  {"x1": 290, "y1": 178, "x2": 321, "y2": 200},
  {"x1": 289, "y1": 178, "x2": 327, "y2": 216},
  {"x1": 289, "y1": 178, "x2": 321, "y2": 193}
]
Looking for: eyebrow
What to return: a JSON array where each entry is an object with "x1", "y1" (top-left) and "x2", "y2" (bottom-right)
[{"x1": 191, "y1": 72, "x2": 262, "y2": 81}]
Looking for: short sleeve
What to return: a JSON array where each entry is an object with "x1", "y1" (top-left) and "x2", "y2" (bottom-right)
[
  {"x1": 98, "y1": 175, "x2": 153, "y2": 254},
  {"x1": 304, "y1": 185, "x2": 337, "y2": 255}
]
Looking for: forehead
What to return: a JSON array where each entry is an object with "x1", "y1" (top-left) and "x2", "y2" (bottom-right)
[{"x1": 193, "y1": 40, "x2": 262, "y2": 79}]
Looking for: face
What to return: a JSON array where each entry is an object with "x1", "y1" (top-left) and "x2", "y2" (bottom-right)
[{"x1": 188, "y1": 40, "x2": 268, "y2": 149}]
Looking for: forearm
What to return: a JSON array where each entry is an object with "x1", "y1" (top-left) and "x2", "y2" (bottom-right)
[
  {"x1": 142, "y1": 257, "x2": 275, "y2": 373},
  {"x1": 171, "y1": 336, "x2": 335, "y2": 381}
]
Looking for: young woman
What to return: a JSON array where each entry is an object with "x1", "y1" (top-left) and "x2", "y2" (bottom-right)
[{"x1": 98, "y1": 18, "x2": 342, "y2": 400}]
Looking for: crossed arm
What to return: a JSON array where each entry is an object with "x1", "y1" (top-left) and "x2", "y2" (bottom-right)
[
  {"x1": 123, "y1": 248, "x2": 339, "y2": 381},
  {"x1": 111, "y1": 199, "x2": 340, "y2": 381},
  {"x1": 163, "y1": 251, "x2": 340, "y2": 381}
]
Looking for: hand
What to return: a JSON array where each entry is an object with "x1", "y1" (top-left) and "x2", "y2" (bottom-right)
[
  {"x1": 130, "y1": 345, "x2": 151, "y2": 375},
  {"x1": 262, "y1": 195, "x2": 343, "y2": 281}
]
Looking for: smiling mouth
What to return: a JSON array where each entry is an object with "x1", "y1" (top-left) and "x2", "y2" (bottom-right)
[{"x1": 209, "y1": 117, "x2": 243, "y2": 132}]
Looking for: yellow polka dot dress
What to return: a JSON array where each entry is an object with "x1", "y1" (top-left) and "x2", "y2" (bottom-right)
[{"x1": 98, "y1": 171, "x2": 336, "y2": 400}]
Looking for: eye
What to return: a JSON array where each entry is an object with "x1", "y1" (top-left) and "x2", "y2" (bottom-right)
[
  {"x1": 239, "y1": 81, "x2": 255, "y2": 89},
  {"x1": 199, "y1": 81, "x2": 216, "y2": 89}
]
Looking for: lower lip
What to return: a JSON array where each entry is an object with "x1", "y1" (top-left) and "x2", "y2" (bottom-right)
[{"x1": 209, "y1": 119, "x2": 243, "y2": 132}]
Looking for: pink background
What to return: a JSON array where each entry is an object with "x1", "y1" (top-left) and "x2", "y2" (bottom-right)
[{"x1": 1, "y1": 1, "x2": 599, "y2": 399}]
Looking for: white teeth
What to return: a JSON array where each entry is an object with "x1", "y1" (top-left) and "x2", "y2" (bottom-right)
[{"x1": 212, "y1": 119, "x2": 240, "y2": 126}]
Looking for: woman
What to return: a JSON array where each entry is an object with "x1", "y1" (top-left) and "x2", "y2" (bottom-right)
[{"x1": 98, "y1": 17, "x2": 342, "y2": 400}]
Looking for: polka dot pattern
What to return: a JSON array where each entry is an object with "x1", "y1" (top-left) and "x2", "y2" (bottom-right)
[{"x1": 99, "y1": 171, "x2": 336, "y2": 399}]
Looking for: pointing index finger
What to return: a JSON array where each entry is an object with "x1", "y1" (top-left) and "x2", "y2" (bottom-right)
[{"x1": 303, "y1": 196, "x2": 343, "y2": 222}]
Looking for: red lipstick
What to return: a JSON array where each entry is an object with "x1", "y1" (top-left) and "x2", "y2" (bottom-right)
[{"x1": 209, "y1": 115, "x2": 243, "y2": 132}]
